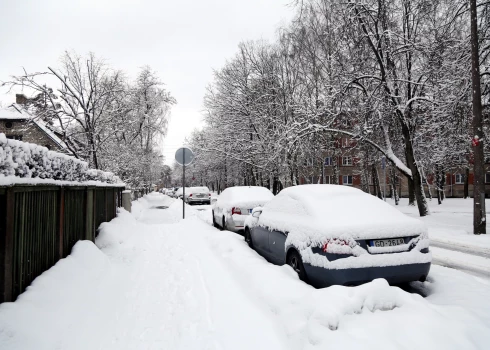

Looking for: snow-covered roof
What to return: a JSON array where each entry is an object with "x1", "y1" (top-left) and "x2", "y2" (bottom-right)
[
  {"x1": 0, "y1": 106, "x2": 29, "y2": 120},
  {"x1": 31, "y1": 119, "x2": 70, "y2": 152}
]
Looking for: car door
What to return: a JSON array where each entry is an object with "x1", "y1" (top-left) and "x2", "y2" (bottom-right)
[
  {"x1": 251, "y1": 225, "x2": 271, "y2": 258},
  {"x1": 268, "y1": 229, "x2": 287, "y2": 265}
]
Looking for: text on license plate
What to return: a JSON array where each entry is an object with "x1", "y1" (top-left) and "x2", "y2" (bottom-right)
[{"x1": 371, "y1": 238, "x2": 405, "y2": 247}]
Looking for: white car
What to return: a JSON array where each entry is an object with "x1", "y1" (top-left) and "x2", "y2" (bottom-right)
[
  {"x1": 174, "y1": 187, "x2": 190, "y2": 199},
  {"x1": 212, "y1": 186, "x2": 274, "y2": 232},
  {"x1": 184, "y1": 186, "x2": 211, "y2": 205}
]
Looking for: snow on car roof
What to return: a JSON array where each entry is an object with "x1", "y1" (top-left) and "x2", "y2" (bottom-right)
[
  {"x1": 258, "y1": 184, "x2": 427, "y2": 244},
  {"x1": 216, "y1": 186, "x2": 274, "y2": 211},
  {"x1": 190, "y1": 186, "x2": 209, "y2": 193}
]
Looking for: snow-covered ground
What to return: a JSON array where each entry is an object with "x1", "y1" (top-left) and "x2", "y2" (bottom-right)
[
  {"x1": 1, "y1": 193, "x2": 489, "y2": 349},
  {"x1": 390, "y1": 198, "x2": 490, "y2": 278}
]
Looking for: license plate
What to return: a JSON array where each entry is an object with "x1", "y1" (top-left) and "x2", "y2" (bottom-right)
[
  {"x1": 197, "y1": 194, "x2": 204, "y2": 198},
  {"x1": 371, "y1": 238, "x2": 405, "y2": 247}
]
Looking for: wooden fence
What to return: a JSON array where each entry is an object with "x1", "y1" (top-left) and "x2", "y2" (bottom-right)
[{"x1": 0, "y1": 184, "x2": 124, "y2": 303}]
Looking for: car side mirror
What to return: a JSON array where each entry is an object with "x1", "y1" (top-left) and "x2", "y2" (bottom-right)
[{"x1": 252, "y1": 210, "x2": 262, "y2": 218}]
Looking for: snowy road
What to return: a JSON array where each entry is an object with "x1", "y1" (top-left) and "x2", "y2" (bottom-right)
[
  {"x1": 391, "y1": 198, "x2": 490, "y2": 278},
  {"x1": 1, "y1": 193, "x2": 490, "y2": 349}
]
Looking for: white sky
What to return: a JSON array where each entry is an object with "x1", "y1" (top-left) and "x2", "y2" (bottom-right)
[{"x1": 0, "y1": 0, "x2": 294, "y2": 164}]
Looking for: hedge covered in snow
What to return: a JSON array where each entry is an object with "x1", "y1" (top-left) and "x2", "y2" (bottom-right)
[{"x1": 0, "y1": 133, "x2": 122, "y2": 185}]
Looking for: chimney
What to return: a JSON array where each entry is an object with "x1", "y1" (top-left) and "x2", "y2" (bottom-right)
[{"x1": 16, "y1": 94, "x2": 28, "y2": 105}]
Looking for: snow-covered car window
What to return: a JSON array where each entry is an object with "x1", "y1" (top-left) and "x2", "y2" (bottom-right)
[{"x1": 190, "y1": 187, "x2": 209, "y2": 193}]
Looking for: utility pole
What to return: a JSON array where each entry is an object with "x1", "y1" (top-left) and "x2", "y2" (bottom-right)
[{"x1": 470, "y1": 0, "x2": 486, "y2": 234}]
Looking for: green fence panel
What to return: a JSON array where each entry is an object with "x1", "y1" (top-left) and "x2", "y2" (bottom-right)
[
  {"x1": 94, "y1": 189, "x2": 106, "y2": 237},
  {"x1": 62, "y1": 188, "x2": 86, "y2": 258},
  {"x1": 1, "y1": 185, "x2": 123, "y2": 302},
  {"x1": 12, "y1": 189, "x2": 59, "y2": 300}
]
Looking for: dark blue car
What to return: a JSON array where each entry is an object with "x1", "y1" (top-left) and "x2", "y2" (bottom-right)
[{"x1": 244, "y1": 185, "x2": 431, "y2": 288}]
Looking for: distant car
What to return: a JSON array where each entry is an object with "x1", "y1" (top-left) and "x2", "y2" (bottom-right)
[
  {"x1": 184, "y1": 186, "x2": 211, "y2": 205},
  {"x1": 174, "y1": 187, "x2": 192, "y2": 200},
  {"x1": 212, "y1": 186, "x2": 274, "y2": 232},
  {"x1": 244, "y1": 184, "x2": 431, "y2": 288}
]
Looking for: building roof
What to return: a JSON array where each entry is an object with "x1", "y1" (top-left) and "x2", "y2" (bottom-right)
[
  {"x1": 0, "y1": 106, "x2": 29, "y2": 120},
  {"x1": 0, "y1": 105, "x2": 71, "y2": 153}
]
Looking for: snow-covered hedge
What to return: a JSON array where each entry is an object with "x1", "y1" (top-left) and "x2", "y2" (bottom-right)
[{"x1": 0, "y1": 133, "x2": 121, "y2": 184}]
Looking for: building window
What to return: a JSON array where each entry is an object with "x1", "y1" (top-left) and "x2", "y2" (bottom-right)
[
  {"x1": 6, "y1": 135, "x2": 23, "y2": 141},
  {"x1": 324, "y1": 156, "x2": 332, "y2": 166},
  {"x1": 455, "y1": 174, "x2": 464, "y2": 184},
  {"x1": 5, "y1": 121, "x2": 13, "y2": 129},
  {"x1": 342, "y1": 138, "x2": 351, "y2": 148},
  {"x1": 486, "y1": 173, "x2": 490, "y2": 184},
  {"x1": 342, "y1": 156, "x2": 352, "y2": 166},
  {"x1": 342, "y1": 175, "x2": 353, "y2": 185}
]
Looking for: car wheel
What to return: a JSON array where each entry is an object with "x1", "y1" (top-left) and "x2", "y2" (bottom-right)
[
  {"x1": 222, "y1": 217, "x2": 226, "y2": 231},
  {"x1": 287, "y1": 250, "x2": 308, "y2": 282},
  {"x1": 212, "y1": 211, "x2": 218, "y2": 228},
  {"x1": 244, "y1": 228, "x2": 253, "y2": 248}
]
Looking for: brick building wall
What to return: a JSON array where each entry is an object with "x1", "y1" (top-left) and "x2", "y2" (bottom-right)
[
  {"x1": 0, "y1": 118, "x2": 65, "y2": 152},
  {"x1": 298, "y1": 136, "x2": 490, "y2": 198}
]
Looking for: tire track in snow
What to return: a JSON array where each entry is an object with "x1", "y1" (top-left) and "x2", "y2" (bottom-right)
[{"x1": 430, "y1": 240, "x2": 490, "y2": 259}]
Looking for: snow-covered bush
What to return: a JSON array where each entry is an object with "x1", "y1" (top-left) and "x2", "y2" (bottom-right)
[{"x1": 0, "y1": 133, "x2": 121, "y2": 184}]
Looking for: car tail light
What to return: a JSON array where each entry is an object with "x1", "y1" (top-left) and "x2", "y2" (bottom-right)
[
  {"x1": 209, "y1": 193, "x2": 211, "y2": 196},
  {"x1": 189, "y1": 194, "x2": 192, "y2": 197},
  {"x1": 232, "y1": 207, "x2": 241, "y2": 215}
]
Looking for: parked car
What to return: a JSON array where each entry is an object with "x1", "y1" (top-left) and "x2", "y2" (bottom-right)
[
  {"x1": 184, "y1": 186, "x2": 211, "y2": 205},
  {"x1": 244, "y1": 184, "x2": 431, "y2": 288},
  {"x1": 174, "y1": 187, "x2": 192, "y2": 199},
  {"x1": 212, "y1": 186, "x2": 274, "y2": 232}
]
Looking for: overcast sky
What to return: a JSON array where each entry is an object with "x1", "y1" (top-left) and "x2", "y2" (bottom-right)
[{"x1": 0, "y1": 0, "x2": 294, "y2": 164}]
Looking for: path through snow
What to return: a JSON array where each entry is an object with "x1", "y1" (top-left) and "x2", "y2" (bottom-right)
[{"x1": 1, "y1": 193, "x2": 490, "y2": 349}]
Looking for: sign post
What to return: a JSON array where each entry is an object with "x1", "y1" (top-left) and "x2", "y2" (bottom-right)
[{"x1": 175, "y1": 147, "x2": 195, "y2": 219}]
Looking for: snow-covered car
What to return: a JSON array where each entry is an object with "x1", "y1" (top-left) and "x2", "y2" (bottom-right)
[
  {"x1": 184, "y1": 186, "x2": 211, "y2": 205},
  {"x1": 244, "y1": 184, "x2": 431, "y2": 288},
  {"x1": 174, "y1": 187, "x2": 191, "y2": 199},
  {"x1": 212, "y1": 186, "x2": 274, "y2": 232}
]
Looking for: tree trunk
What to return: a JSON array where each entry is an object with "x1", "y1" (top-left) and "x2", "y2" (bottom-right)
[
  {"x1": 436, "y1": 165, "x2": 443, "y2": 205},
  {"x1": 273, "y1": 174, "x2": 283, "y2": 195},
  {"x1": 403, "y1": 125, "x2": 429, "y2": 216},
  {"x1": 371, "y1": 164, "x2": 382, "y2": 199},
  {"x1": 390, "y1": 168, "x2": 399, "y2": 205},
  {"x1": 332, "y1": 155, "x2": 339, "y2": 185},
  {"x1": 470, "y1": 0, "x2": 486, "y2": 234},
  {"x1": 464, "y1": 167, "x2": 470, "y2": 199},
  {"x1": 407, "y1": 177, "x2": 415, "y2": 206}
]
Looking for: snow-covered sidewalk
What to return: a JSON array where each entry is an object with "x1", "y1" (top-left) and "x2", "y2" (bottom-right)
[
  {"x1": 390, "y1": 198, "x2": 490, "y2": 277},
  {"x1": 1, "y1": 193, "x2": 490, "y2": 349}
]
